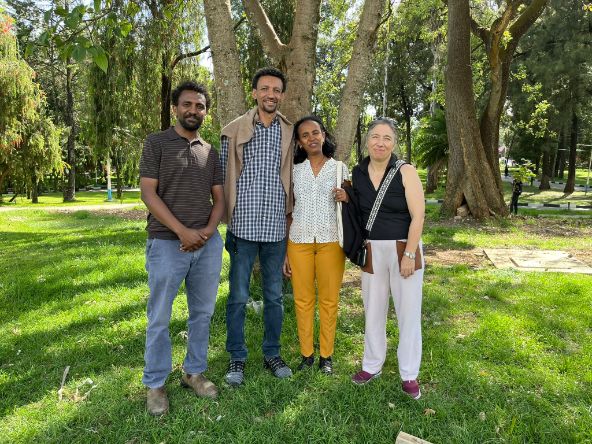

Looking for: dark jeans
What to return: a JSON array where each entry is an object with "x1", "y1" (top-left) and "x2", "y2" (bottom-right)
[
  {"x1": 510, "y1": 193, "x2": 520, "y2": 215},
  {"x1": 225, "y1": 231, "x2": 287, "y2": 360}
]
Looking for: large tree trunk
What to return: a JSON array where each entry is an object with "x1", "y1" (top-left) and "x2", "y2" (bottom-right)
[
  {"x1": 334, "y1": 0, "x2": 386, "y2": 161},
  {"x1": 204, "y1": 0, "x2": 247, "y2": 127},
  {"x1": 470, "y1": 0, "x2": 548, "y2": 203},
  {"x1": 443, "y1": 0, "x2": 508, "y2": 219},
  {"x1": 63, "y1": 63, "x2": 76, "y2": 202},
  {"x1": 242, "y1": 0, "x2": 321, "y2": 122},
  {"x1": 564, "y1": 110, "x2": 578, "y2": 194}
]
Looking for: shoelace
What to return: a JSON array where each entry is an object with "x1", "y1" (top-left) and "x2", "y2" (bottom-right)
[
  {"x1": 266, "y1": 356, "x2": 286, "y2": 371},
  {"x1": 228, "y1": 361, "x2": 245, "y2": 373}
]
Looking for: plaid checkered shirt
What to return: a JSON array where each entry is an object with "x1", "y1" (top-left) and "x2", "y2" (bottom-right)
[{"x1": 220, "y1": 117, "x2": 286, "y2": 242}]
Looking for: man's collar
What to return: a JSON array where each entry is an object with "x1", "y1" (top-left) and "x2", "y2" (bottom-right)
[{"x1": 166, "y1": 126, "x2": 203, "y2": 144}]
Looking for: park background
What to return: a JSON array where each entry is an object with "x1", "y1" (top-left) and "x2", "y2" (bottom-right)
[{"x1": 1, "y1": 0, "x2": 591, "y2": 443}]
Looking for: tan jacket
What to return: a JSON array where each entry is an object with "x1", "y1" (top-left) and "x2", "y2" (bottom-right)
[{"x1": 220, "y1": 107, "x2": 294, "y2": 225}]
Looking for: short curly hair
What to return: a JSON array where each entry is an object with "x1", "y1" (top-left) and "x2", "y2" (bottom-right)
[
  {"x1": 251, "y1": 67, "x2": 287, "y2": 92},
  {"x1": 171, "y1": 81, "x2": 211, "y2": 109}
]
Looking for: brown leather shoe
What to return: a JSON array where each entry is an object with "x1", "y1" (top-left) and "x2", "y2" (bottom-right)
[
  {"x1": 146, "y1": 386, "x2": 169, "y2": 416},
  {"x1": 181, "y1": 373, "x2": 218, "y2": 399}
]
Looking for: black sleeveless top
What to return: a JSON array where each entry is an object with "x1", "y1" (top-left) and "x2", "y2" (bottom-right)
[{"x1": 352, "y1": 155, "x2": 411, "y2": 240}]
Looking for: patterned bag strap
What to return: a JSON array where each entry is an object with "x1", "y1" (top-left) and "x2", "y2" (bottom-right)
[{"x1": 365, "y1": 160, "x2": 405, "y2": 232}]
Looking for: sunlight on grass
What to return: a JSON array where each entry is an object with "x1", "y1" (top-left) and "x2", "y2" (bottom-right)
[{"x1": 0, "y1": 209, "x2": 591, "y2": 443}]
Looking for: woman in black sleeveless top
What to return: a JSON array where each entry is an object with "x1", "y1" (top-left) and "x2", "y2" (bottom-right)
[{"x1": 346, "y1": 118, "x2": 426, "y2": 399}]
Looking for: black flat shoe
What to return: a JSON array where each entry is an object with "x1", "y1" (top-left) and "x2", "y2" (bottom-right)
[
  {"x1": 319, "y1": 356, "x2": 333, "y2": 375},
  {"x1": 297, "y1": 355, "x2": 314, "y2": 371}
]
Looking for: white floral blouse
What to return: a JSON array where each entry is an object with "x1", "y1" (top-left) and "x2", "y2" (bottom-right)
[{"x1": 289, "y1": 158, "x2": 349, "y2": 244}]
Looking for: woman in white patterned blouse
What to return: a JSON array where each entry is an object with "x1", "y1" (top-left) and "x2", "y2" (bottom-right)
[{"x1": 282, "y1": 115, "x2": 349, "y2": 375}]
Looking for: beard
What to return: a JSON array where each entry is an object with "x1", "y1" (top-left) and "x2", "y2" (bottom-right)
[{"x1": 178, "y1": 114, "x2": 203, "y2": 131}]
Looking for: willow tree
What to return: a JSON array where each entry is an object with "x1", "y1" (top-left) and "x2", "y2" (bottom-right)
[
  {"x1": 0, "y1": 12, "x2": 41, "y2": 200},
  {"x1": 0, "y1": 12, "x2": 62, "y2": 202},
  {"x1": 443, "y1": 0, "x2": 547, "y2": 218}
]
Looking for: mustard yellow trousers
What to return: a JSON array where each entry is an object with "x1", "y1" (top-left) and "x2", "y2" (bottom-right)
[{"x1": 287, "y1": 240, "x2": 345, "y2": 358}]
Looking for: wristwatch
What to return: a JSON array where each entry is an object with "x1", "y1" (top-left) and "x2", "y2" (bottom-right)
[{"x1": 403, "y1": 250, "x2": 416, "y2": 260}]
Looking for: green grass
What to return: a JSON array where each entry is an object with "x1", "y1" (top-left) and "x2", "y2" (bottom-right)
[
  {"x1": 0, "y1": 191, "x2": 142, "y2": 207},
  {"x1": 1, "y1": 209, "x2": 591, "y2": 443},
  {"x1": 423, "y1": 179, "x2": 592, "y2": 208}
]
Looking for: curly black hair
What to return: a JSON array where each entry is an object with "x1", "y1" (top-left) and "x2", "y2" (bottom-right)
[
  {"x1": 251, "y1": 67, "x2": 287, "y2": 92},
  {"x1": 171, "y1": 81, "x2": 211, "y2": 109},
  {"x1": 293, "y1": 115, "x2": 336, "y2": 164}
]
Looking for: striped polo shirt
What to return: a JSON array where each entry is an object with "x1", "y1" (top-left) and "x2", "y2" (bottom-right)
[{"x1": 139, "y1": 126, "x2": 223, "y2": 240}]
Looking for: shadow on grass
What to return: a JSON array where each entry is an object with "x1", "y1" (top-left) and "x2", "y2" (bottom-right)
[{"x1": 1, "y1": 213, "x2": 591, "y2": 443}]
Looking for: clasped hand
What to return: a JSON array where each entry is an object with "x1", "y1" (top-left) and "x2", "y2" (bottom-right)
[{"x1": 179, "y1": 227, "x2": 212, "y2": 252}]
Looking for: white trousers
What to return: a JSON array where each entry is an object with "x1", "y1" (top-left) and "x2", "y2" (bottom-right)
[{"x1": 361, "y1": 239, "x2": 424, "y2": 380}]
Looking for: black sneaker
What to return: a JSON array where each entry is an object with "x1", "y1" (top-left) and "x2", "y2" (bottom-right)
[
  {"x1": 225, "y1": 360, "x2": 245, "y2": 387},
  {"x1": 263, "y1": 356, "x2": 293, "y2": 379},
  {"x1": 296, "y1": 355, "x2": 315, "y2": 371},
  {"x1": 319, "y1": 356, "x2": 333, "y2": 375}
]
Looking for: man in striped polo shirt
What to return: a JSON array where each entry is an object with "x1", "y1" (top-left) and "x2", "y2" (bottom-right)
[
  {"x1": 220, "y1": 67, "x2": 294, "y2": 386},
  {"x1": 139, "y1": 81, "x2": 224, "y2": 415}
]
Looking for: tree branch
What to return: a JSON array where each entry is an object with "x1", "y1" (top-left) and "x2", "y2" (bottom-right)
[
  {"x1": 242, "y1": 0, "x2": 287, "y2": 62},
  {"x1": 470, "y1": 16, "x2": 489, "y2": 42},
  {"x1": 508, "y1": 0, "x2": 548, "y2": 43},
  {"x1": 171, "y1": 16, "x2": 246, "y2": 71}
]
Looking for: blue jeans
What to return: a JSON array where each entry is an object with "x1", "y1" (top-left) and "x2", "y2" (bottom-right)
[
  {"x1": 225, "y1": 231, "x2": 287, "y2": 360},
  {"x1": 142, "y1": 232, "x2": 223, "y2": 388}
]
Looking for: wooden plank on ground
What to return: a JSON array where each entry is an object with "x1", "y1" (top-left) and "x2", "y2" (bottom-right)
[{"x1": 395, "y1": 431, "x2": 433, "y2": 444}]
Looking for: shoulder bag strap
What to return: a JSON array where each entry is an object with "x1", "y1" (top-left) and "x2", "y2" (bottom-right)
[{"x1": 365, "y1": 160, "x2": 405, "y2": 233}]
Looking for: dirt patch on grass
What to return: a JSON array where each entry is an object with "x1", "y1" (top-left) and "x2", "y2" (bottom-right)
[{"x1": 424, "y1": 247, "x2": 489, "y2": 268}]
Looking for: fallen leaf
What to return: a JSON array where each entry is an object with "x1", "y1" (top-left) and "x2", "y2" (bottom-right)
[
  {"x1": 479, "y1": 411, "x2": 486, "y2": 421},
  {"x1": 424, "y1": 408, "x2": 436, "y2": 416},
  {"x1": 388, "y1": 402, "x2": 395, "y2": 409}
]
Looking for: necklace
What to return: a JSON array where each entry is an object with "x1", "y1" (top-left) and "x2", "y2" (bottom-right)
[{"x1": 309, "y1": 157, "x2": 327, "y2": 177}]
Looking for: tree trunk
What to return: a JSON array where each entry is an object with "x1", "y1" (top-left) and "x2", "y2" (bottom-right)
[
  {"x1": 557, "y1": 126, "x2": 567, "y2": 178},
  {"x1": 160, "y1": 51, "x2": 172, "y2": 131},
  {"x1": 204, "y1": 0, "x2": 247, "y2": 127},
  {"x1": 564, "y1": 110, "x2": 578, "y2": 194},
  {"x1": 63, "y1": 63, "x2": 76, "y2": 202},
  {"x1": 426, "y1": 157, "x2": 446, "y2": 193},
  {"x1": 471, "y1": 0, "x2": 548, "y2": 204},
  {"x1": 404, "y1": 111, "x2": 412, "y2": 162},
  {"x1": 539, "y1": 145, "x2": 551, "y2": 190},
  {"x1": 442, "y1": 0, "x2": 508, "y2": 219},
  {"x1": 399, "y1": 82, "x2": 412, "y2": 162},
  {"x1": 334, "y1": 0, "x2": 387, "y2": 161},
  {"x1": 31, "y1": 174, "x2": 39, "y2": 203},
  {"x1": 242, "y1": 0, "x2": 321, "y2": 122}
]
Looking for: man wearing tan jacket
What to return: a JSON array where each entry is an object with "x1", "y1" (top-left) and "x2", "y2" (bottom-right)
[{"x1": 220, "y1": 67, "x2": 294, "y2": 386}]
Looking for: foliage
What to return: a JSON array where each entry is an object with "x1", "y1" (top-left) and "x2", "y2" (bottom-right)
[
  {"x1": 513, "y1": 159, "x2": 537, "y2": 183},
  {"x1": 414, "y1": 108, "x2": 448, "y2": 167},
  {"x1": 0, "y1": 11, "x2": 41, "y2": 152}
]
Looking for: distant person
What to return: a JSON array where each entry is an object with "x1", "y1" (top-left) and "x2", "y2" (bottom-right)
[
  {"x1": 282, "y1": 115, "x2": 348, "y2": 375},
  {"x1": 139, "y1": 81, "x2": 224, "y2": 416},
  {"x1": 344, "y1": 118, "x2": 425, "y2": 400},
  {"x1": 510, "y1": 178, "x2": 522, "y2": 215},
  {"x1": 220, "y1": 67, "x2": 294, "y2": 386}
]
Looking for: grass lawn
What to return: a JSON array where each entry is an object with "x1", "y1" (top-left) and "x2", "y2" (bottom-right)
[
  {"x1": 0, "y1": 209, "x2": 591, "y2": 443},
  {"x1": 0, "y1": 191, "x2": 142, "y2": 207},
  {"x1": 423, "y1": 180, "x2": 592, "y2": 208}
]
